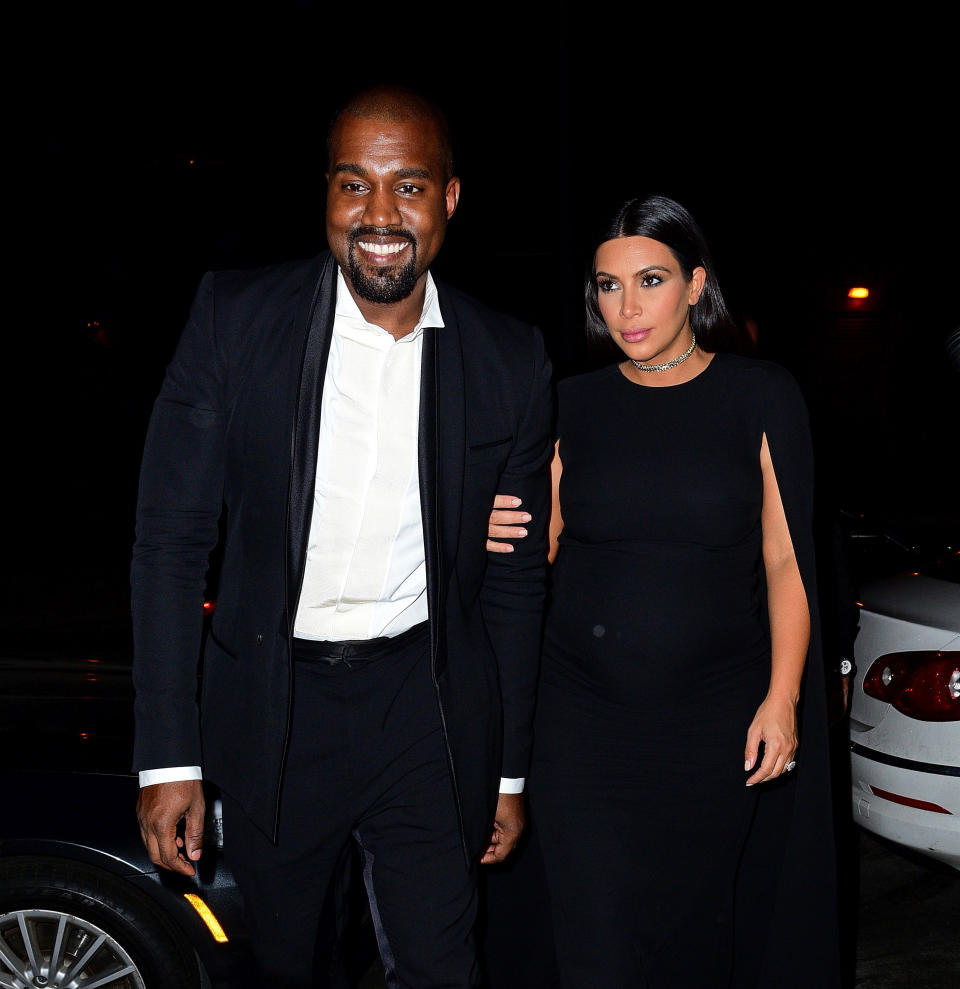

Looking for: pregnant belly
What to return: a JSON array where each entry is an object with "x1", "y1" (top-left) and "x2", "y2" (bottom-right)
[{"x1": 543, "y1": 542, "x2": 769, "y2": 709}]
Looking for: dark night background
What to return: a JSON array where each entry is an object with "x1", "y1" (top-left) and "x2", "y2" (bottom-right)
[{"x1": 8, "y1": 3, "x2": 958, "y2": 655}]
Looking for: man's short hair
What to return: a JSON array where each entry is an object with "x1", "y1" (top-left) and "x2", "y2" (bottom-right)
[{"x1": 326, "y1": 85, "x2": 455, "y2": 181}]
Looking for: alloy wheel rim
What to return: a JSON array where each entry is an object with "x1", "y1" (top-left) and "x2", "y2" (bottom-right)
[{"x1": 0, "y1": 909, "x2": 146, "y2": 989}]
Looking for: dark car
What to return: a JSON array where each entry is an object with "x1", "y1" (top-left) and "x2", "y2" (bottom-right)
[{"x1": 0, "y1": 655, "x2": 255, "y2": 989}]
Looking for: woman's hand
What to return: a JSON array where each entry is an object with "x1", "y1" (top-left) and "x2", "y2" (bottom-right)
[
  {"x1": 487, "y1": 494, "x2": 531, "y2": 553},
  {"x1": 489, "y1": 443, "x2": 563, "y2": 560},
  {"x1": 744, "y1": 692, "x2": 799, "y2": 786}
]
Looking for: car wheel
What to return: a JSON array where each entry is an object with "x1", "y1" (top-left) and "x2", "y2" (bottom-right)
[{"x1": 0, "y1": 857, "x2": 201, "y2": 989}]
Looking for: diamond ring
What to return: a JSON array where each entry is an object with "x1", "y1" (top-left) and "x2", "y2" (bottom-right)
[{"x1": 785, "y1": 760, "x2": 797, "y2": 772}]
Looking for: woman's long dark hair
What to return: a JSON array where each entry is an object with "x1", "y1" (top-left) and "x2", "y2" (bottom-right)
[{"x1": 584, "y1": 196, "x2": 736, "y2": 352}]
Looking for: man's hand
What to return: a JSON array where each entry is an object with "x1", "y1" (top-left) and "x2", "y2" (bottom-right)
[
  {"x1": 136, "y1": 780, "x2": 206, "y2": 876},
  {"x1": 486, "y1": 494, "x2": 531, "y2": 553},
  {"x1": 480, "y1": 792, "x2": 525, "y2": 864}
]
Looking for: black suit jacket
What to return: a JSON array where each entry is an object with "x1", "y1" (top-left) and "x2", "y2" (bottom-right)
[{"x1": 131, "y1": 252, "x2": 553, "y2": 857}]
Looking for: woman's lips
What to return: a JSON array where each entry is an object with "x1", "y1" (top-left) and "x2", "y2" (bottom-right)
[{"x1": 621, "y1": 328, "x2": 652, "y2": 343}]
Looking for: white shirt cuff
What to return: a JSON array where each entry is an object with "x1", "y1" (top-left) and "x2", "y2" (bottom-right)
[
  {"x1": 140, "y1": 766, "x2": 519, "y2": 792},
  {"x1": 138, "y1": 766, "x2": 203, "y2": 787}
]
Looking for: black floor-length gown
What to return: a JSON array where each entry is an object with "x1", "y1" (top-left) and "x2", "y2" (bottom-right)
[{"x1": 530, "y1": 353, "x2": 839, "y2": 988}]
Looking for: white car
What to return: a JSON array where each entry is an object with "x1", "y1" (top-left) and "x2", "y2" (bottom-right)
[{"x1": 849, "y1": 553, "x2": 960, "y2": 869}]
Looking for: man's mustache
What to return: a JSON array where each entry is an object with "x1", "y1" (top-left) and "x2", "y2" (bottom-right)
[{"x1": 349, "y1": 226, "x2": 417, "y2": 245}]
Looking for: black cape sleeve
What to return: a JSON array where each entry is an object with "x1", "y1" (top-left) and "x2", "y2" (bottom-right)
[{"x1": 734, "y1": 361, "x2": 841, "y2": 986}]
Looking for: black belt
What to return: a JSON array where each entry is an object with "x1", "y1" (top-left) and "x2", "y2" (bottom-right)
[{"x1": 292, "y1": 621, "x2": 429, "y2": 666}]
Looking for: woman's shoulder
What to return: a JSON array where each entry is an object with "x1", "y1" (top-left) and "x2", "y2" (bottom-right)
[
  {"x1": 711, "y1": 350, "x2": 796, "y2": 381},
  {"x1": 557, "y1": 363, "x2": 620, "y2": 401},
  {"x1": 711, "y1": 351, "x2": 805, "y2": 402},
  {"x1": 709, "y1": 353, "x2": 812, "y2": 447}
]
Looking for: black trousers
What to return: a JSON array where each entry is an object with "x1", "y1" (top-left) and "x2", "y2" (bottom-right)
[{"x1": 221, "y1": 624, "x2": 479, "y2": 988}]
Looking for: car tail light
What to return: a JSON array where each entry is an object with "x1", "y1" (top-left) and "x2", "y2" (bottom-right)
[{"x1": 863, "y1": 651, "x2": 960, "y2": 722}]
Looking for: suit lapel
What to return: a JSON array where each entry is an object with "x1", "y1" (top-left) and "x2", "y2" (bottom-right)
[
  {"x1": 286, "y1": 265, "x2": 465, "y2": 639},
  {"x1": 420, "y1": 287, "x2": 465, "y2": 659},
  {"x1": 286, "y1": 252, "x2": 337, "y2": 623}
]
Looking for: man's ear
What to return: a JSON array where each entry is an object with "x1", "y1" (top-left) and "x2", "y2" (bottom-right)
[{"x1": 445, "y1": 177, "x2": 461, "y2": 220}]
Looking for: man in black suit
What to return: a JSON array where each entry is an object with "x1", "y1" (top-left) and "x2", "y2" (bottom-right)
[{"x1": 132, "y1": 86, "x2": 553, "y2": 987}]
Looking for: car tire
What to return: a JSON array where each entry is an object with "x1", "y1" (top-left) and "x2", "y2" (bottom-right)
[{"x1": 0, "y1": 856, "x2": 201, "y2": 989}]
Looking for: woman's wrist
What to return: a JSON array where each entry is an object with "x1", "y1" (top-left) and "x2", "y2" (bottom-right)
[{"x1": 763, "y1": 684, "x2": 800, "y2": 707}]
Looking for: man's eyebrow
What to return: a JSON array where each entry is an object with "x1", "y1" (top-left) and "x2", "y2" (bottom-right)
[
  {"x1": 330, "y1": 163, "x2": 433, "y2": 181},
  {"x1": 331, "y1": 162, "x2": 369, "y2": 177}
]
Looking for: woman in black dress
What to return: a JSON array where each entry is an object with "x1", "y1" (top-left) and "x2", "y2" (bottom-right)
[{"x1": 488, "y1": 197, "x2": 838, "y2": 987}]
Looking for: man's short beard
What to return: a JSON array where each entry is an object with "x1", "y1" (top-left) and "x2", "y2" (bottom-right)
[{"x1": 346, "y1": 233, "x2": 419, "y2": 304}]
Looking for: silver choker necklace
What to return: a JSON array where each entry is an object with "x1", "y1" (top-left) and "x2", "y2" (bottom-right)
[{"x1": 629, "y1": 335, "x2": 696, "y2": 373}]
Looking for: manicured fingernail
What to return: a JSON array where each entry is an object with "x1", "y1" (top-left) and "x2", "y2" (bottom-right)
[
  {"x1": 745, "y1": 760, "x2": 751, "y2": 770},
  {"x1": 521, "y1": 513, "x2": 532, "y2": 522},
  {"x1": 511, "y1": 498, "x2": 522, "y2": 506},
  {"x1": 518, "y1": 528, "x2": 528, "y2": 537}
]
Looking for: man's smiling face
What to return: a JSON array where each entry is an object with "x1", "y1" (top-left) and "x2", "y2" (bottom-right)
[{"x1": 326, "y1": 111, "x2": 459, "y2": 305}]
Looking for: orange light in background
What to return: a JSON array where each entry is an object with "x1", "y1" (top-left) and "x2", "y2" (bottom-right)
[
  {"x1": 184, "y1": 894, "x2": 229, "y2": 942},
  {"x1": 848, "y1": 287, "x2": 870, "y2": 299}
]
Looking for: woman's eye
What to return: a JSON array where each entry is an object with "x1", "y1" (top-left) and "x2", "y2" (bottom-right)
[
  {"x1": 597, "y1": 279, "x2": 618, "y2": 293},
  {"x1": 640, "y1": 273, "x2": 663, "y2": 288}
]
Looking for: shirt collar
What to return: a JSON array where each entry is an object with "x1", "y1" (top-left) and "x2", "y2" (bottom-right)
[{"x1": 334, "y1": 268, "x2": 444, "y2": 341}]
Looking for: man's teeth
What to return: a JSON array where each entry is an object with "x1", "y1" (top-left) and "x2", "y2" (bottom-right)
[{"x1": 358, "y1": 241, "x2": 409, "y2": 256}]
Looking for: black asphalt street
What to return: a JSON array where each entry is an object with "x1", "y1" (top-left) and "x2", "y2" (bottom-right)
[
  {"x1": 356, "y1": 827, "x2": 960, "y2": 988},
  {"x1": 854, "y1": 831, "x2": 959, "y2": 989}
]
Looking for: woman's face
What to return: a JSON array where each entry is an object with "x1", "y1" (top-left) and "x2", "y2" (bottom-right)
[{"x1": 594, "y1": 236, "x2": 705, "y2": 364}]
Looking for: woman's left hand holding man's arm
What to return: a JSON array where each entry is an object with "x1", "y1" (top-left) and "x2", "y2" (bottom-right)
[{"x1": 487, "y1": 495, "x2": 531, "y2": 553}]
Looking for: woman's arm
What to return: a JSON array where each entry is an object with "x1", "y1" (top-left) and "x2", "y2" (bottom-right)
[
  {"x1": 487, "y1": 441, "x2": 564, "y2": 562},
  {"x1": 744, "y1": 431, "x2": 810, "y2": 786},
  {"x1": 547, "y1": 441, "x2": 563, "y2": 564}
]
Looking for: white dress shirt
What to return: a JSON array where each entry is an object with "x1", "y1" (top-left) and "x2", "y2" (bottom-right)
[
  {"x1": 140, "y1": 269, "x2": 523, "y2": 793},
  {"x1": 293, "y1": 268, "x2": 433, "y2": 640}
]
